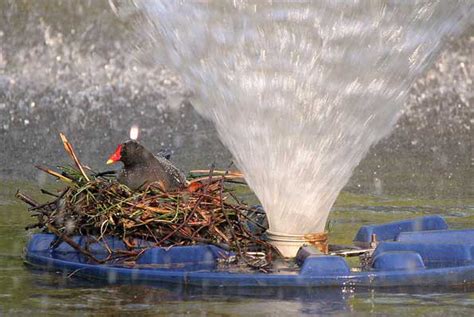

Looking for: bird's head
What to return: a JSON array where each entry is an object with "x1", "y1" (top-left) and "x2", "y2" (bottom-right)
[{"x1": 106, "y1": 140, "x2": 152, "y2": 166}]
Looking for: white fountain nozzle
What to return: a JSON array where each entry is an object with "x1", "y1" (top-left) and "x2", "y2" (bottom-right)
[{"x1": 266, "y1": 230, "x2": 328, "y2": 258}]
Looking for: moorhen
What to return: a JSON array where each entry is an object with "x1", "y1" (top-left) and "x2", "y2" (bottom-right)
[{"x1": 106, "y1": 140, "x2": 187, "y2": 191}]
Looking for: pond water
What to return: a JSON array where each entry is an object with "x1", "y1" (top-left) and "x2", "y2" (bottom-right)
[
  {"x1": 2, "y1": 180, "x2": 474, "y2": 316},
  {"x1": 1, "y1": 1, "x2": 473, "y2": 316}
]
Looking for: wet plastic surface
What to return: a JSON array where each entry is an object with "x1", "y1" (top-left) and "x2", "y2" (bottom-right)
[
  {"x1": 24, "y1": 216, "x2": 474, "y2": 288},
  {"x1": 353, "y1": 215, "x2": 448, "y2": 247}
]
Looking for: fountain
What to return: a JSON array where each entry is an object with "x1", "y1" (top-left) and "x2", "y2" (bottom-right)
[
  {"x1": 21, "y1": 1, "x2": 474, "y2": 290},
  {"x1": 118, "y1": 1, "x2": 472, "y2": 256}
]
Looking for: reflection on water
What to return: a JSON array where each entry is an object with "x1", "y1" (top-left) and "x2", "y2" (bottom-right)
[{"x1": 1, "y1": 180, "x2": 474, "y2": 315}]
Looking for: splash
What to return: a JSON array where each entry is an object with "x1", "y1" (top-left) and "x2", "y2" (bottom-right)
[
  {"x1": 129, "y1": 125, "x2": 139, "y2": 140},
  {"x1": 126, "y1": 1, "x2": 471, "y2": 234}
]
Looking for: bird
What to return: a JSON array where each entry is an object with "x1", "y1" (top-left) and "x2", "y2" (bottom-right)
[{"x1": 106, "y1": 140, "x2": 187, "y2": 191}]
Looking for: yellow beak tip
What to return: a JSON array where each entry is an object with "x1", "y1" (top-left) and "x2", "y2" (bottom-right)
[{"x1": 106, "y1": 159, "x2": 115, "y2": 165}]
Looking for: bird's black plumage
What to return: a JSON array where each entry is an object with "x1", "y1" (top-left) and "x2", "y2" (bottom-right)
[{"x1": 110, "y1": 140, "x2": 186, "y2": 191}]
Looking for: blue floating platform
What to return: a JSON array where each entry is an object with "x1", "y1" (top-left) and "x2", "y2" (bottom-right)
[{"x1": 24, "y1": 216, "x2": 474, "y2": 288}]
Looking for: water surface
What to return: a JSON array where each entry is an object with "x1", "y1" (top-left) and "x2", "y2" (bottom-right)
[{"x1": 1, "y1": 180, "x2": 474, "y2": 316}]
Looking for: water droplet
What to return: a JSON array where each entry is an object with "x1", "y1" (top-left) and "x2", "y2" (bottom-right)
[{"x1": 130, "y1": 125, "x2": 139, "y2": 140}]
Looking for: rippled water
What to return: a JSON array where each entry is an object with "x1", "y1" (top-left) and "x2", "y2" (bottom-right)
[
  {"x1": 1, "y1": 180, "x2": 474, "y2": 315},
  {"x1": 1, "y1": 1, "x2": 473, "y2": 315},
  {"x1": 126, "y1": 1, "x2": 472, "y2": 234}
]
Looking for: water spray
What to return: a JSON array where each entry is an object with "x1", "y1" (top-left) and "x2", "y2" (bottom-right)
[{"x1": 125, "y1": 1, "x2": 471, "y2": 257}]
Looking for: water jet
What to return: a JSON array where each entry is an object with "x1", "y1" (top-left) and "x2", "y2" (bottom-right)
[{"x1": 123, "y1": 1, "x2": 472, "y2": 255}]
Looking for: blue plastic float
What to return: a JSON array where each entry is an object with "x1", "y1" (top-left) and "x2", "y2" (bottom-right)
[{"x1": 24, "y1": 215, "x2": 474, "y2": 288}]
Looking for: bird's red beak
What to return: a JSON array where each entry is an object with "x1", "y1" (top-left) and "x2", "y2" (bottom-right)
[{"x1": 106, "y1": 144, "x2": 122, "y2": 164}]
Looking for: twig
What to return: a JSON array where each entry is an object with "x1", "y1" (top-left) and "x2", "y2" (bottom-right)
[
  {"x1": 47, "y1": 224, "x2": 104, "y2": 264},
  {"x1": 35, "y1": 165, "x2": 73, "y2": 184},
  {"x1": 59, "y1": 133, "x2": 90, "y2": 182},
  {"x1": 188, "y1": 174, "x2": 244, "y2": 184},
  {"x1": 219, "y1": 169, "x2": 242, "y2": 257},
  {"x1": 15, "y1": 191, "x2": 39, "y2": 207},
  {"x1": 40, "y1": 189, "x2": 60, "y2": 197},
  {"x1": 190, "y1": 169, "x2": 243, "y2": 177},
  {"x1": 155, "y1": 196, "x2": 202, "y2": 245}
]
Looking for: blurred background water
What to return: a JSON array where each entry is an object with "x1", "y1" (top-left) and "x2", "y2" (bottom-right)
[
  {"x1": 0, "y1": 1, "x2": 472, "y2": 199},
  {"x1": 0, "y1": 1, "x2": 473, "y2": 315}
]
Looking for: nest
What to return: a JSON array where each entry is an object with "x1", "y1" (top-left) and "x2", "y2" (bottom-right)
[{"x1": 17, "y1": 134, "x2": 276, "y2": 271}]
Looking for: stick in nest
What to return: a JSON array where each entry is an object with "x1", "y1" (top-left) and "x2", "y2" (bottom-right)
[{"x1": 60, "y1": 133, "x2": 90, "y2": 182}]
